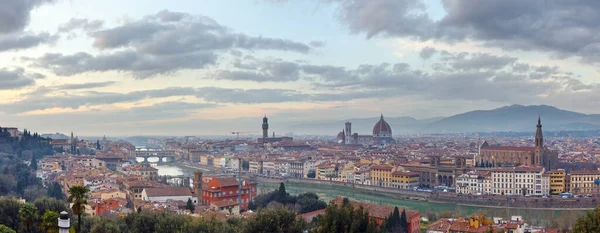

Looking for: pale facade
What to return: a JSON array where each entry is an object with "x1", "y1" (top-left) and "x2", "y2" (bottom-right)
[
  {"x1": 491, "y1": 167, "x2": 547, "y2": 196},
  {"x1": 570, "y1": 170, "x2": 600, "y2": 195}
]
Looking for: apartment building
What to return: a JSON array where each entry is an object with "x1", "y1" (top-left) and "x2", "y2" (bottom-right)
[
  {"x1": 456, "y1": 171, "x2": 490, "y2": 194},
  {"x1": 370, "y1": 165, "x2": 394, "y2": 187},
  {"x1": 491, "y1": 166, "x2": 548, "y2": 196},
  {"x1": 570, "y1": 170, "x2": 600, "y2": 195},
  {"x1": 549, "y1": 169, "x2": 566, "y2": 195}
]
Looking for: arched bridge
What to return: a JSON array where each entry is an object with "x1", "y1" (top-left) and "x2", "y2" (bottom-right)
[{"x1": 135, "y1": 150, "x2": 175, "y2": 164}]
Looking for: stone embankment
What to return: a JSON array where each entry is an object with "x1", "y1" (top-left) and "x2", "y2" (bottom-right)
[{"x1": 252, "y1": 176, "x2": 598, "y2": 210}]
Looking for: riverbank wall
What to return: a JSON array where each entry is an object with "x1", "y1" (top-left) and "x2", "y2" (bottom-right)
[{"x1": 252, "y1": 176, "x2": 598, "y2": 210}]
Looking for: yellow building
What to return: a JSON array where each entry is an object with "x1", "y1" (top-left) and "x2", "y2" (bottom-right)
[
  {"x1": 316, "y1": 163, "x2": 337, "y2": 180},
  {"x1": 391, "y1": 171, "x2": 420, "y2": 189},
  {"x1": 549, "y1": 169, "x2": 566, "y2": 195},
  {"x1": 370, "y1": 165, "x2": 393, "y2": 187},
  {"x1": 570, "y1": 170, "x2": 600, "y2": 195}
]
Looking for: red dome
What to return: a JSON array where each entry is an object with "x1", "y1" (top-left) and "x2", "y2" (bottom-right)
[{"x1": 373, "y1": 114, "x2": 392, "y2": 135}]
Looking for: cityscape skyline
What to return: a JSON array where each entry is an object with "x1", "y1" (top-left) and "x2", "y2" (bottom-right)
[{"x1": 2, "y1": 1, "x2": 600, "y2": 136}]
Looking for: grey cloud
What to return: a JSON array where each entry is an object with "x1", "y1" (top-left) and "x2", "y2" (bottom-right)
[
  {"x1": 0, "y1": 67, "x2": 41, "y2": 90},
  {"x1": 448, "y1": 53, "x2": 517, "y2": 71},
  {"x1": 0, "y1": 32, "x2": 57, "y2": 52},
  {"x1": 29, "y1": 10, "x2": 311, "y2": 78},
  {"x1": 419, "y1": 47, "x2": 436, "y2": 60},
  {"x1": 90, "y1": 10, "x2": 310, "y2": 54},
  {"x1": 319, "y1": 0, "x2": 600, "y2": 63},
  {"x1": 58, "y1": 18, "x2": 104, "y2": 32},
  {"x1": 309, "y1": 41, "x2": 326, "y2": 47},
  {"x1": 26, "y1": 50, "x2": 217, "y2": 79},
  {"x1": 54, "y1": 81, "x2": 116, "y2": 90},
  {"x1": 0, "y1": 0, "x2": 54, "y2": 34},
  {"x1": 216, "y1": 60, "x2": 300, "y2": 82}
]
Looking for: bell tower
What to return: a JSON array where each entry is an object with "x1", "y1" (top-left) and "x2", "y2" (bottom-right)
[
  {"x1": 193, "y1": 170, "x2": 203, "y2": 205},
  {"x1": 262, "y1": 115, "x2": 269, "y2": 139},
  {"x1": 534, "y1": 116, "x2": 544, "y2": 166}
]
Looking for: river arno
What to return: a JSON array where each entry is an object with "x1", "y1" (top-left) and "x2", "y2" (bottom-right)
[
  {"x1": 156, "y1": 164, "x2": 586, "y2": 228},
  {"x1": 257, "y1": 181, "x2": 587, "y2": 228}
]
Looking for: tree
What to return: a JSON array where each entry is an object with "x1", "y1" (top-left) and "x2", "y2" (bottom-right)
[
  {"x1": 18, "y1": 203, "x2": 38, "y2": 233},
  {"x1": 96, "y1": 140, "x2": 101, "y2": 150},
  {"x1": 30, "y1": 156, "x2": 37, "y2": 170},
  {"x1": 47, "y1": 183, "x2": 66, "y2": 200},
  {"x1": 316, "y1": 201, "x2": 380, "y2": 233},
  {"x1": 0, "y1": 225, "x2": 16, "y2": 233},
  {"x1": 242, "y1": 206, "x2": 306, "y2": 233},
  {"x1": 399, "y1": 209, "x2": 408, "y2": 233},
  {"x1": 307, "y1": 170, "x2": 316, "y2": 178},
  {"x1": 573, "y1": 207, "x2": 600, "y2": 233},
  {"x1": 186, "y1": 198, "x2": 195, "y2": 213},
  {"x1": 90, "y1": 217, "x2": 121, "y2": 233},
  {"x1": 0, "y1": 198, "x2": 22, "y2": 230},
  {"x1": 67, "y1": 185, "x2": 90, "y2": 233},
  {"x1": 39, "y1": 210, "x2": 59, "y2": 233}
]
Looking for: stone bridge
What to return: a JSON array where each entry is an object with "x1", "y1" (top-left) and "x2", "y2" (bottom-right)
[{"x1": 135, "y1": 150, "x2": 175, "y2": 164}]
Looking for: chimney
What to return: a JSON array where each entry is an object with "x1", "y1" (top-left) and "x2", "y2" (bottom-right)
[{"x1": 58, "y1": 211, "x2": 70, "y2": 233}]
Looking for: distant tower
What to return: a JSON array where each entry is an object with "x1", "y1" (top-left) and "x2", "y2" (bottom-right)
[
  {"x1": 344, "y1": 122, "x2": 352, "y2": 144},
  {"x1": 272, "y1": 132, "x2": 275, "y2": 138},
  {"x1": 58, "y1": 211, "x2": 70, "y2": 233},
  {"x1": 262, "y1": 115, "x2": 269, "y2": 139},
  {"x1": 193, "y1": 170, "x2": 203, "y2": 205},
  {"x1": 534, "y1": 116, "x2": 544, "y2": 166}
]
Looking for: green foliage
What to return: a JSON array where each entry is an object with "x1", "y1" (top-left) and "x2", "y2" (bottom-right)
[
  {"x1": 19, "y1": 203, "x2": 38, "y2": 233},
  {"x1": 0, "y1": 224, "x2": 16, "y2": 233},
  {"x1": 67, "y1": 185, "x2": 90, "y2": 233},
  {"x1": 39, "y1": 210, "x2": 59, "y2": 233},
  {"x1": 47, "y1": 183, "x2": 65, "y2": 200},
  {"x1": 307, "y1": 170, "x2": 316, "y2": 178},
  {"x1": 249, "y1": 184, "x2": 327, "y2": 214},
  {"x1": 242, "y1": 206, "x2": 306, "y2": 233},
  {"x1": 573, "y1": 207, "x2": 600, "y2": 233},
  {"x1": 33, "y1": 197, "x2": 69, "y2": 217},
  {"x1": 0, "y1": 198, "x2": 22, "y2": 230},
  {"x1": 315, "y1": 201, "x2": 380, "y2": 233},
  {"x1": 186, "y1": 198, "x2": 195, "y2": 213},
  {"x1": 30, "y1": 156, "x2": 37, "y2": 170},
  {"x1": 90, "y1": 217, "x2": 120, "y2": 233}
]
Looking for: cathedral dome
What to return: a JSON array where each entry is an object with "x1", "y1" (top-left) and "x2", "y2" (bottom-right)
[
  {"x1": 336, "y1": 131, "x2": 345, "y2": 140},
  {"x1": 373, "y1": 114, "x2": 392, "y2": 136}
]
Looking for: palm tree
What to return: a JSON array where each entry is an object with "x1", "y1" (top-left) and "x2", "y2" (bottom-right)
[
  {"x1": 18, "y1": 203, "x2": 38, "y2": 233},
  {"x1": 67, "y1": 185, "x2": 90, "y2": 233},
  {"x1": 39, "y1": 210, "x2": 59, "y2": 233}
]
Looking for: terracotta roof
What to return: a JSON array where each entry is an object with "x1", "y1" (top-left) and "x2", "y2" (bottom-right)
[
  {"x1": 211, "y1": 177, "x2": 240, "y2": 187},
  {"x1": 427, "y1": 218, "x2": 452, "y2": 232},
  {"x1": 211, "y1": 199, "x2": 238, "y2": 208},
  {"x1": 143, "y1": 187, "x2": 192, "y2": 197},
  {"x1": 372, "y1": 114, "x2": 392, "y2": 135},
  {"x1": 481, "y1": 146, "x2": 534, "y2": 152},
  {"x1": 371, "y1": 165, "x2": 394, "y2": 171},
  {"x1": 571, "y1": 170, "x2": 600, "y2": 175},
  {"x1": 300, "y1": 209, "x2": 326, "y2": 222},
  {"x1": 449, "y1": 221, "x2": 490, "y2": 233}
]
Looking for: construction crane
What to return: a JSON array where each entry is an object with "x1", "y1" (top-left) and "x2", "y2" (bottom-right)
[{"x1": 231, "y1": 132, "x2": 257, "y2": 140}]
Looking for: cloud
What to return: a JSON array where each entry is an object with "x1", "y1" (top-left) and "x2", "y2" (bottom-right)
[
  {"x1": 54, "y1": 81, "x2": 116, "y2": 90},
  {"x1": 25, "y1": 50, "x2": 217, "y2": 79},
  {"x1": 0, "y1": 0, "x2": 54, "y2": 34},
  {"x1": 0, "y1": 32, "x2": 58, "y2": 52},
  {"x1": 315, "y1": 0, "x2": 600, "y2": 63},
  {"x1": 89, "y1": 10, "x2": 311, "y2": 54},
  {"x1": 0, "y1": 67, "x2": 43, "y2": 90},
  {"x1": 444, "y1": 52, "x2": 518, "y2": 71},
  {"x1": 57, "y1": 18, "x2": 104, "y2": 32},
  {"x1": 419, "y1": 47, "x2": 436, "y2": 60},
  {"x1": 309, "y1": 41, "x2": 326, "y2": 47},
  {"x1": 215, "y1": 59, "x2": 301, "y2": 82},
  {"x1": 26, "y1": 10, "x2": 312, "y2": 78}
]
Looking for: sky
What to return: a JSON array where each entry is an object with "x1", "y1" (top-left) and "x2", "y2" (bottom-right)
[{"x1": 1, "y1": 0, "x2": 600, "y2": 136}]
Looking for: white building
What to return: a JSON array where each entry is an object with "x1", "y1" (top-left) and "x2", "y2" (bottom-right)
[
  {"x1": 141, "y1": 187, "x2": 197, "y2": 203},
  {"x1": 455, "y1": 171, "x2": 491, "y2": 195},
  {"x1": 491, "y1": 166, "x2": 548, "y2": 196}
]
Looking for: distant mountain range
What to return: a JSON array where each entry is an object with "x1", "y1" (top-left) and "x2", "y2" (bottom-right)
[{"x1": 283, "y1": 105, "x2": 600, "y2": 135}]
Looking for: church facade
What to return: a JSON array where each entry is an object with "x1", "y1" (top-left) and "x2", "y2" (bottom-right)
[
  {"x1": 478, "y1": 117, "x2": 558, "y2": 171},
  {"x1": 336, "y1": 114, "x2": 395, "y2": 146}
]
